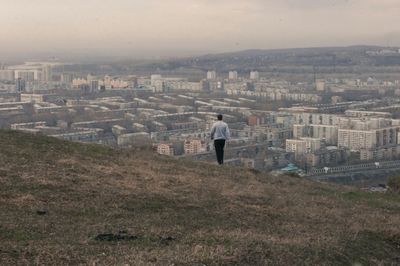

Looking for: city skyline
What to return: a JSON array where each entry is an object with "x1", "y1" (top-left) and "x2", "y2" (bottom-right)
[{"x1": 1, "y1": 0, "x2": 400, "y2": 59}]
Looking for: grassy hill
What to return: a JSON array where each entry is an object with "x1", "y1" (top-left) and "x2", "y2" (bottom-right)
[{"x1": 0, "y1": 130, "x2": 399, "y2": 265}]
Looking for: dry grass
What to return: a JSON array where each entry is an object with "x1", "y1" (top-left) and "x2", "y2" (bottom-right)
[{"x1": 0, "y1": 130, "x2": 399, "y2": 265}]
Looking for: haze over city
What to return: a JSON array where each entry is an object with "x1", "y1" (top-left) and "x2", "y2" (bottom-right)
[
  {"x1": 2, "y1": 0, "x2": 400, "y2": 264},
  {"x1": 1, "y1": 0, "x2": 400, "y2": 59}
]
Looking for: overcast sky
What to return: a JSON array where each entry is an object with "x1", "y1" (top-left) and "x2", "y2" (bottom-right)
[{"x1": 1, "y1": 0, "x2": 400, "y2": 59}]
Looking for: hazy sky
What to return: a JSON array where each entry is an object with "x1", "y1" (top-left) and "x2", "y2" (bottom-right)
[{"x1": 1, "y1": 0, "x2": 400, "y2": 59}]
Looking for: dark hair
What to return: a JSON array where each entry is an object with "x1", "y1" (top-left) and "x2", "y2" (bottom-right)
[{"x1": 217, "y1": 114, "x2": 223, "y2": 120}]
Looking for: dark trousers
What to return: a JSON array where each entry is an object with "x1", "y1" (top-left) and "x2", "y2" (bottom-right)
[{"x1": 214, "y1": 139, "x2": 226, "y2": 165}]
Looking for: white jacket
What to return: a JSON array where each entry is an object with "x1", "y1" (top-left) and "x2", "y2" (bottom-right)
[{"x1": 210, "y1": 121, "x2": 230, "y2": 140}]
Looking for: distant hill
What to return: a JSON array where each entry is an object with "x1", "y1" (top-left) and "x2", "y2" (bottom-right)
[
  {"x1": 0, "y1": 130, "x2": 399, "y2": 265},
  {"x1": 173, "y1": 45, "x2": 400, "y2": 71},
  {"x1": 59, "y1": 45, "x2": 400, "y2": 77},
  {"x1": 199, "y1": 45, "x2": 383, "y2": 58}
]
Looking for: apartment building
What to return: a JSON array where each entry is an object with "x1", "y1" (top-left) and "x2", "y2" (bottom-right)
[
  {"x1": 157, "y1": 143, "x2": 175, "y2": 156},
  {"x1": 184, "y1": 139, "x2": 206, "y2": 155},
  {"x1": 293, "y1": 124, "x2": 338, "y2": 145},
  {"x1": 286, "y1": 137, "x2": 322, "y2": 154},
  {"x1": 338, "y1": 126, "x2": 400, "y2": 151}
]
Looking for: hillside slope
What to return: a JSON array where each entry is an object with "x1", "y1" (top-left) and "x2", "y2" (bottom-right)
[{"x1": 0, "y1": 130, "x2": 399, "y2": 265}]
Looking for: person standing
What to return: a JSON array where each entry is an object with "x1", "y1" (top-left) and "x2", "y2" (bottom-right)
[{"x1": 210, "y1": 114, "x2": 230, "y2": 165}]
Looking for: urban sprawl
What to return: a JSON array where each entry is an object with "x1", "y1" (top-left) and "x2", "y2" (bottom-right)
[{"x1": 2, "y1": 53, "x2": 400, "y2": 185}]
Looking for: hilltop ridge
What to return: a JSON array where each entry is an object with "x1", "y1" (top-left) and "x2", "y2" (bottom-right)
[{"x1": 0, "y1": 130, "x2": 399, "y2": 265}]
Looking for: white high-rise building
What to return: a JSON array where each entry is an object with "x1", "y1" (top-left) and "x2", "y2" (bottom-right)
[
  {"x1": 42, "y1": 65, "x2": 52, "y2": 82},
  {"x1": 250, "y1": 71, "x2": 259, "y2": 80},
  {"x1": 228, "y1": 71, "x2": 238, "y2": 80},
  {"x1": 151, "y1": 74, "x2": 164, "y2": 92},
  {"x1": 207, "y1": 71, "x2": 216, "y2": 80},
  {"x1": 316, "y1": 79, "x2": 325, "y2": 91},
  {"x1": 151, "y1": 74, "x2": 162, "y2": 86}
]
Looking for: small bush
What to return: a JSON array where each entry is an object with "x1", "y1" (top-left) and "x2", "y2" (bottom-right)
[{"x1": 388, "y1": 176, "x2": 400, "y2": 193}]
